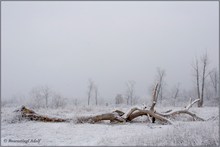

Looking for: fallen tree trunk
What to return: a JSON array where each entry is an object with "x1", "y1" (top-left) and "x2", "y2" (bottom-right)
[
  {"x1": 15, "y1": 86, "x2": 204, "y2": 124},
  {"x1": 15, "y1": 104, "x2": 204, "y2": 124},
  {"x1": 16, "y1": 106, "x2": 126, "y2": 123}
]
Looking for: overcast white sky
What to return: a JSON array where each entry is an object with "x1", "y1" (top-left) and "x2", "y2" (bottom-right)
[{"x1": 2, "y1": 1, "x2": 219, "y2": 102}]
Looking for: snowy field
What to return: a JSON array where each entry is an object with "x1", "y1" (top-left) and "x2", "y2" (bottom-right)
[{"x1": 1, "y1": 105, "x2": 219, "y2": 146}]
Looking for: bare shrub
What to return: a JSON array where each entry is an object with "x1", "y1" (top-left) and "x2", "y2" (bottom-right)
[{"x1": 51, "y1": 93, "x2": 66, "y2": 109}]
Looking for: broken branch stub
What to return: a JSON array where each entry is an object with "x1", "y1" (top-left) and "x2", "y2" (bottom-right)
[
  {"x1": 185, "y1": 99, "x2": 200, "y2": 110},
  {"x1": 150, "y1": 83, "x2": 158, "y2": 111}
]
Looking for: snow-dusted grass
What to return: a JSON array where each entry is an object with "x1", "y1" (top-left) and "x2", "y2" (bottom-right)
[{"x1": 1, "y1": 105, "x2": 219, "y2": 146}]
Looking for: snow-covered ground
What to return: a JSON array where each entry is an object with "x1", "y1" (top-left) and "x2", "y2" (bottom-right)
[{"x1": 1, "y1": 105, "x2": 219, "y2": 146}]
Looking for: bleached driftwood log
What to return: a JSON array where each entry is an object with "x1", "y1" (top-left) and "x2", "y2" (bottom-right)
[{"x1": 76, "y1": 110, "x2": 126, "y2": 123}]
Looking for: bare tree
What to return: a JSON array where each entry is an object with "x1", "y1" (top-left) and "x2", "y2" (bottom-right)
[
  {"x1": 125, "y1": 81, "x2": 135, "y2": 105},
  {"x1": 74, "y1": 99, "x2": 78, "y2": 106},
  {"x1": 209, "y1": 68, "x2": 219, "y2": 97},
  {"x1": 41, "y1": 86, "x2": 50, "y2": 108},
  {"x1": 173, "y1": 87, "x2": 179, "y2": 101},
  {"x1": 51, "y1": 93, "x2": 66, "y2": 108},
  {"x1": 192, "y1": 53, "x2": 209, "y2": 107},
  {"x1": 199, "y1": 53, "x2": 209, "y2": 107},
  {"x1": 192, "y1": 58, "x2": 201, "y2": 104},
  {"x1": 94, "y1": 85, "x2": 98, "y2": 106},
  {"x1": 87, "y1": 79, "x2": 94, "y2": 106},
  {"x1": 29, "y1": 86, "x2": 51, "y2": 108},
  {"x1": 115, "y1": 94, "x2": 124, "y2": 105},
  {"x1": 171, "y1": 83, "x2": 180, "y2": 106},
  {"x1": 155, "y1": 68, "x2": 166, "y2": 104},
  {"x1": 29, "y1": 87, "x2": 42, "y2": 108}
]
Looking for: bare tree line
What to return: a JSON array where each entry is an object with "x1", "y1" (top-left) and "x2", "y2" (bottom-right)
[
  {"x1": 29, "y1": 86, "x2": 67, "y2": 109},
  {"x1": 4, "y1": 52, "x2": 218, "y2": 108}
]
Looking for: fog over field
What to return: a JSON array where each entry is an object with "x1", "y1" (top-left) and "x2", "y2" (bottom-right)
[{"x1": 2, "y1": 1, "x2": 218, "y2": 105}]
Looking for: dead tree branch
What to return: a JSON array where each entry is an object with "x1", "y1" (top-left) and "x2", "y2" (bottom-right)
[
  {"x1": 185, "y1": 99, "x2": 200, "y2": 110},
  {"x1": 125, "y1": 107, "x2": 173, "y2": 124},
  {"x1": 155, "y1": 98, "x2": 204, "y2": 121}
]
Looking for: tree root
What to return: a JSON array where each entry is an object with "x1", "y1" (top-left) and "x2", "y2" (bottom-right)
[{"x1": 17, "y1": 106, "x2": 67, "y2": 122}]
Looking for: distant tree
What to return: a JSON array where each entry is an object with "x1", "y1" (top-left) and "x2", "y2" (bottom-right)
[
  {"x1": 203, "y1": 67, "x2": 219, "y2": 103},
  {"x1": 87, "y1": 79, "x2": 99, "y2": 106},
  {"x1": 51, "y1": 93, "x2": 66, "y2": 108},
  {"x1": 200, "y1": 53, "x2": 209, "y2": 107},
  {"x1": 125, "y1": 81, "x2": 136, "y2": 105},
  {"x1": 192, "y1": 57, "x2": 200, "y2": 104},
  {"x1": 41, "y1": 86, "x2": 50, "y2": 108},
  {"x1": 74, "y1": 99, "x2": 78, "y2": 106},
  {"x1": 171, "y1": 83, "x2": 180, "y2": 106},
  {"x1": 29, "y1": 86, "x2": 51, "y2": 108},
  {"x1": 209, "y1": 68, "x2": 219, "y2": 97},
  {"x1": 94, "y1": 85, "x2": 98, "y2": 106},
  {"x1": 87, "y1": 79, "x2": 94, "y2": 106},
  {"x1": 192, "y1": 53, "x2": 209, "y2": 107},
  {"x1": 155, "y1": 68, "x2": 166, "y2": 104},
  {"x1": 115, "y1": 94, "x2": 124, "y2": 105}
]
